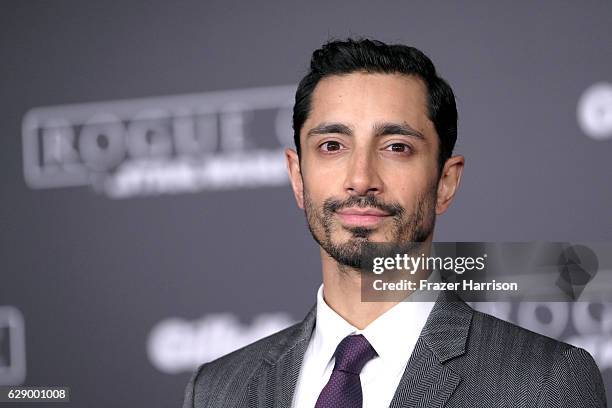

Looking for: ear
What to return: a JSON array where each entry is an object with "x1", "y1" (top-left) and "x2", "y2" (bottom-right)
[
  {"x1": 285, "y1": 148, "x2": 304, "y2": 209},
  {"x1": 435, "y1": 155, "x2": 464, "y2": 215}
]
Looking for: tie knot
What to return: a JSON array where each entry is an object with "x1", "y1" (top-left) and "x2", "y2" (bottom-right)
[{"x1": 333, "y1": 334, "x2": 377, "y2": 375}]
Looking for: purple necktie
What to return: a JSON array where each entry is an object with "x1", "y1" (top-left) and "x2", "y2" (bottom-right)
[{"x1": 315, "y1": 334, "x2": 378, "y2": 408}]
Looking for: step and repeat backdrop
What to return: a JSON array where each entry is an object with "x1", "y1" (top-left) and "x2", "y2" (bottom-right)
[{"x1": 1, "y1": 1, "x2": 611, "y2": 406}]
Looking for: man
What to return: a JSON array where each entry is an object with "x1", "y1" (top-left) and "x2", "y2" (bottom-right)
[{"x1": 183, "y1": 38, "x2": 607, "y2": 407}]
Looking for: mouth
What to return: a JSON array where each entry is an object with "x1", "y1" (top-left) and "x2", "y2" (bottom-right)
[{"x1": 335, "y1": 207, "x2": 391, "y2": 227}]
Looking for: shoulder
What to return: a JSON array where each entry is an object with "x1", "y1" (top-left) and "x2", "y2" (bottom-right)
[
  {"x1": 465, "y1": 309, "x2": 606, "y2": 407},
  {"x1": 181, "y1": 321, "x2": 302, "y2": 408},
  {"x1": 470, "y1": 308, "x2": 573, "y2": 357},
  {"x1": 468, "y1": 308, "x2": 594, "y2": 367}
]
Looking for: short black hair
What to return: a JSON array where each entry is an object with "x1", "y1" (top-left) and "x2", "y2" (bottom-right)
[{"x1": 292, "y1": 38, "x2": 458, "y2": 172}]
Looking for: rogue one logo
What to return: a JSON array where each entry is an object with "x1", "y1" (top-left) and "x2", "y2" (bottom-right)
[{"x1": 22, "y1": 85, "x2": 296, "y2": 198}]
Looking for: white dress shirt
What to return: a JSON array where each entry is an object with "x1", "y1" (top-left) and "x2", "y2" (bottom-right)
[{"x1": 291, "y1": 284, "x2": 436, "y2": 408}]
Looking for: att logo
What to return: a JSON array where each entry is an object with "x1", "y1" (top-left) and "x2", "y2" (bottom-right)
[{"x1": 22, "y1": 85, "x2": 296, "y2": 198}]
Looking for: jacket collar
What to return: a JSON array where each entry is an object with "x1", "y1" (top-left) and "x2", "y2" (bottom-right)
[
  {"x1": 389, "y1": 290, "x2": 473, "y2": 407},
  {"x1": 258, "y1": 290, "x2": 473, "y2": 407},
  {"x1": 421, "y1": 289, "x2": 473, "y2": 363},
  {"x1": 263, "y1": 304, "x2": 316, "y2": 365}
]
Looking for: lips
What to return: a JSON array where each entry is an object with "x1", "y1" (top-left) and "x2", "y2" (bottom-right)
[{"x1": 335, "y1": 207, "x2": 391, "y2": 226}]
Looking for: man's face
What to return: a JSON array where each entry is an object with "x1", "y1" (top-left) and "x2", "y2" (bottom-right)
[{"x1": 290, "y1": 72, "x2": 443, "y2": 268}]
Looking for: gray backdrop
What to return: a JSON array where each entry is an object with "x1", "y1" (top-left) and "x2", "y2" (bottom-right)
[{"x1": 1, "y1": 1, "x2": 611, "y2": 407}]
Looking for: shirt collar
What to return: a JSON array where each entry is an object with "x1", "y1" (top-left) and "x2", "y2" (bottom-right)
[
  {"x1": 314, "y1": 283, "x2": 436, "y2": 371},
  {"x1": 313, "y1": 284, "x2": 357, "y2": 367}
]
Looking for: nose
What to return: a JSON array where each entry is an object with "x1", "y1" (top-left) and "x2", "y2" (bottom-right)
[{"x1": 343, "y1": 148, "x2": 383, "y2": 197}]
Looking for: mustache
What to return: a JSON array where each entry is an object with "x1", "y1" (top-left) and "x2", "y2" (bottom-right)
[{"x1": 322, "y1": 195, "x2": 405, "y2": 217}]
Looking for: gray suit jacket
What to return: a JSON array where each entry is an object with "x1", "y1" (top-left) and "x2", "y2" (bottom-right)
[{"x1": 182, "y1": 291, "x2": 607, "y2": 407}]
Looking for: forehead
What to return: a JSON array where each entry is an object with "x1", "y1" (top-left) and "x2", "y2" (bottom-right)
[{"x1": 306, "y1": 72, "x2": 433, "y2": 133}]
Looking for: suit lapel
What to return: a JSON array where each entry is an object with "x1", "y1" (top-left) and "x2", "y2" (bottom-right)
[
  {"x1": 240, "y1": 305, "x2": 316, "y2": 408},
  {"x1": 390, "y1": 290, "x2": 473, "y2": 408},
  {"x1": 239, "y1": 291, "x2": 472, "y2": 408}
]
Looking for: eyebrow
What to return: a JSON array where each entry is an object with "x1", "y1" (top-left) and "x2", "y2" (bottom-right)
[
  {"x1": 306, "y1": 121, "x2": 425, "y2": 141},
  {"x1": 306, "y1": 122, "x2": 353, "y2": 137},
  {"x1": 373, "y1": 121, "x2": 425, "y2": 140}
]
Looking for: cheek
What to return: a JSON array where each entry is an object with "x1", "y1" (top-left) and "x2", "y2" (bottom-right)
[
  {"x1": 302, "y1": 163, "x2": 344, "y2": 198},
  {"x1": 381, "y1": 165, "x2": 435, "y2": 205}
]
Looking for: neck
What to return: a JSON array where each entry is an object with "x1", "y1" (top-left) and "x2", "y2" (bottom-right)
[{"x1": 320, "y1": 240, "x2": 433, "y2": 330}]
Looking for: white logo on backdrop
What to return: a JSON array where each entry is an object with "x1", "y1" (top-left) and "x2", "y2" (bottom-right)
[
  {"x1": 147, "y1": 313, "x2": 294, "y2": 374},
  {"x1": 577, "y1": 82, "x2": 612, "y2": 141},
  {"x1": 149, "y1": 302, "x2": 612, "y2": 375},
  {"x1": 0, "y1": 306, "x2": 26, "y2": 385},
  {"x1": 22, "y1": 85, "x2": 296, "y2": 198}
]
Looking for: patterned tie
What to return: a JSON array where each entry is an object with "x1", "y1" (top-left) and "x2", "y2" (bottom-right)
[{"x1": 315, "y1": 334, "x2": 378, "y2": 408}]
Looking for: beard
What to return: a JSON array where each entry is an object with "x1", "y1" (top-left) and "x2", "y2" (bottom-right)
[{"x1": 303, "y1": 183, "x2": 437, "y2": 271}]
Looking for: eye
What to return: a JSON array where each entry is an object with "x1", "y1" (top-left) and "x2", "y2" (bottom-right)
[
  {"x1": 384, "y1": 143, "x2": 412, "y2": 154},
  {"x1": 319, "y1": 140, "x2": 344, "y2": 153}
]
